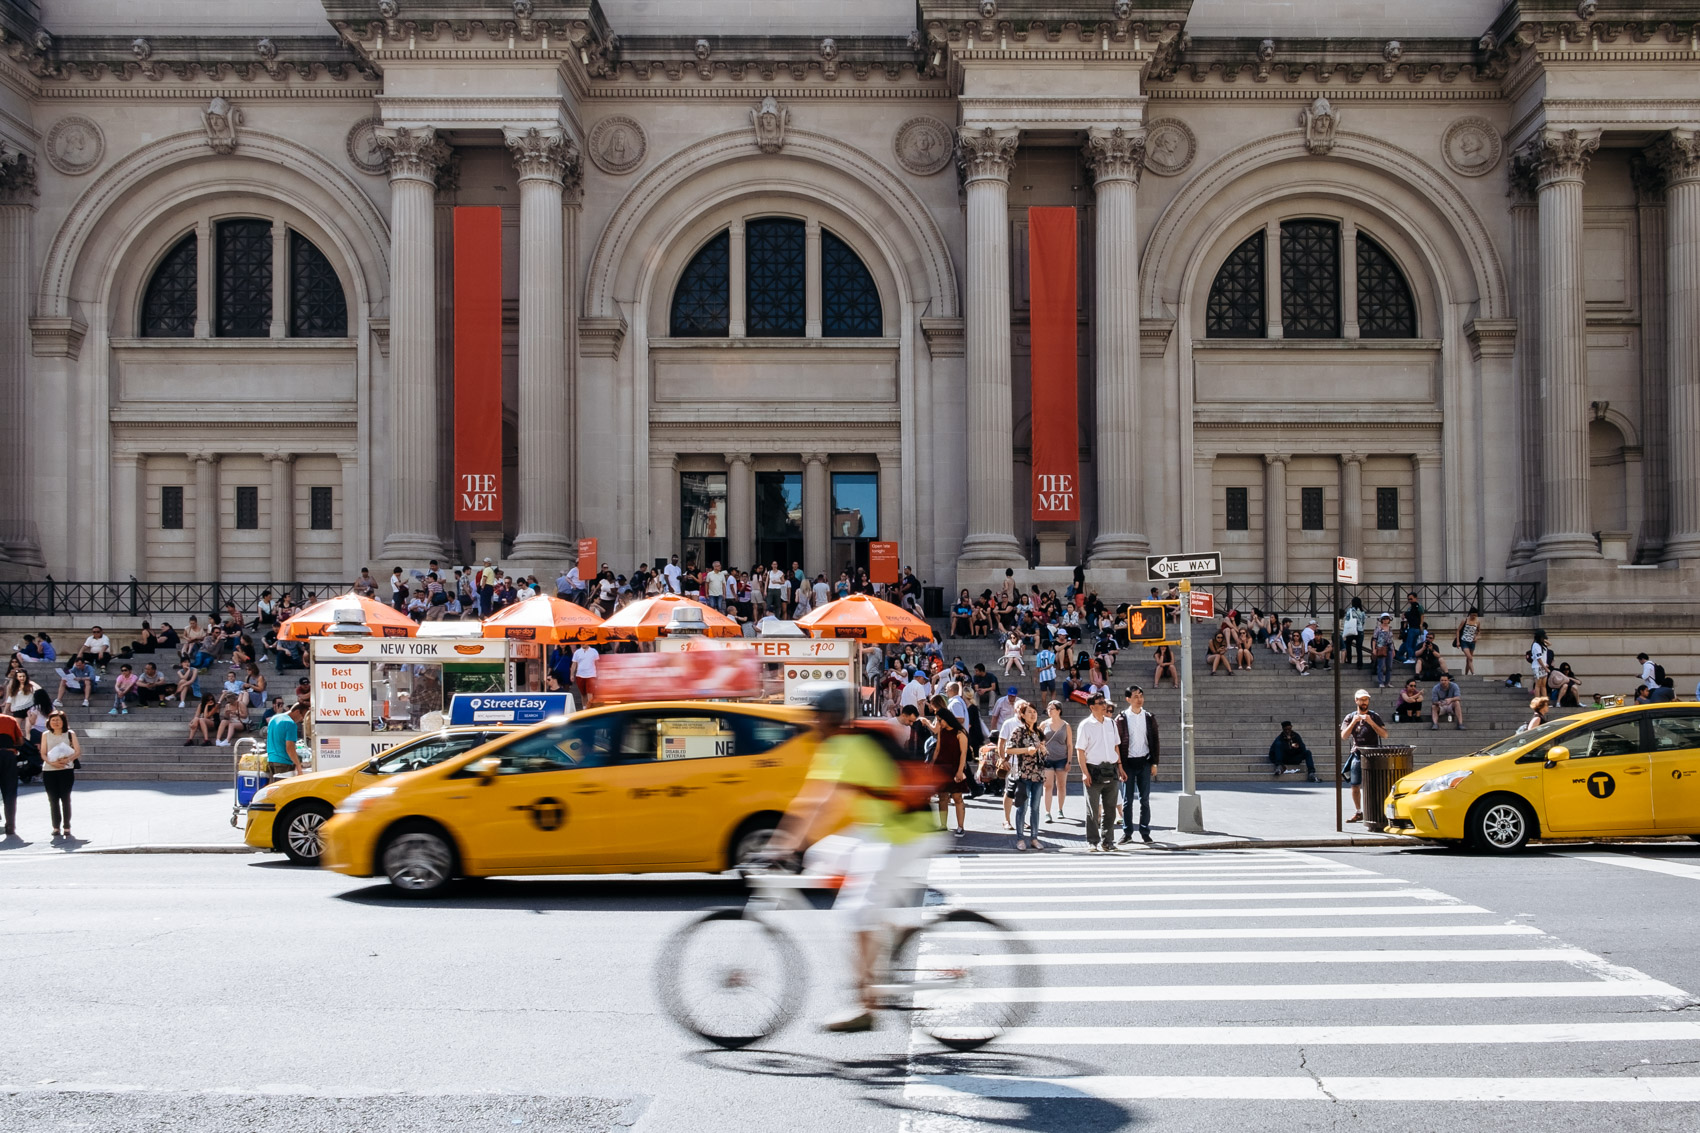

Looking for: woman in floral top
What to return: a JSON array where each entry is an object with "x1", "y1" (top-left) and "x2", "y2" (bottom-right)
[{"x1": 1007, "y1": 702, "x2": 1047, "y2": 851}]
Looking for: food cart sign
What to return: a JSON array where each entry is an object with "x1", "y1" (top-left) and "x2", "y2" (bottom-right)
[
  {"x1": 656, "y1": 637, "x2": 855, "y2": 706},
  {"x1": 311, "y1": 638, "x2": 502, "y2": 662},
  {"x1": 448, "y1": 692, "x2": 574, "y2": 726},
  {"x1": 314, "y1": 662, "x2": 372, "y2": 726}
]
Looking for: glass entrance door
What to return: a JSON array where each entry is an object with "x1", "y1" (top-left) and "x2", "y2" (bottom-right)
[
  {"x1": 755, "y1": 471, "x2": 803, "y2": 573},
  {"x1": 680, "y1": 472, "x2": 727, "y2": 571},
  {"x1": 830, "y1": 471, "x2": 878, "y2": 580}
]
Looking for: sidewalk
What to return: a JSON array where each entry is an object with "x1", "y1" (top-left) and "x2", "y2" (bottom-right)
[{"x1": 0, "y1": 777, "x2": 1401, "y2": 857}]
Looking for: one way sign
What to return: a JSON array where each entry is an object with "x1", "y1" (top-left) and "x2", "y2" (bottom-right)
[{"x1": 1145, "y1": 551, "x2": 1224, "y2": 582}]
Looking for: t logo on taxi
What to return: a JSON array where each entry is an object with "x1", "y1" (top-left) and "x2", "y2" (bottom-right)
[{"x1": 1587, "y1": 771, "x2": 1616, "y2": 799}]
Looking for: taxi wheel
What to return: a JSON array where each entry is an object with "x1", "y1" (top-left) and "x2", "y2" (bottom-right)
[
  {"x1": 381, "y1": 823, "x2": 458, "y2": 897},
  {"x1": 277, "y1": 801, "x2": 333, "y2": 866},
  {"x1": 727, "y1": 815, "x2": 781, "y2": 872},
  {"x1": 1466, "y1": 796, "x2": 1533, "y2": 853}
]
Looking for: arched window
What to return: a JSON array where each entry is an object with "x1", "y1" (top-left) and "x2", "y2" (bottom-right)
[
  {"x1": 216, "y1": 218, "x2": 273, "y2": 337},
  {"x1": 669, "y1": 231, "x2": 731, "y2": 337},
  {"x1": 290, "y1": 232, "x2": 348, "y2": 338},
  {"x1": 140, "y1": 233, "x2": 198, "y2": 338},
  {"x1": 1205, "y1": 219, "x2": 1418, "y2": 340},
  {"x1": 746, "y1": 217, "x2": 806, "y2": 336},
  {"x1": 822, "y1": 231, "x2": 882, "y2": 337},
  {"x1": 1204, "y1": 233, "x2": 1265, "y2": 339},
  {"x1": 1356, "y1": 234, "x2": 1417, "y2": 339},
  {"x1": 1280, "y1": 219, "x2": 1340, "y2": 338}
]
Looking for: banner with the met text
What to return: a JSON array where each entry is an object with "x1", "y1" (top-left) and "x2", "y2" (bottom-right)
[
  {"x1": 1027, "y1": 207, "x2": 1080, "y2": 521},
  {"x1": 453, "y1": 207, "x2": 503, "y2": 522}
]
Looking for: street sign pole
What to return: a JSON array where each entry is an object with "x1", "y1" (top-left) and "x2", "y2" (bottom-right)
[
  {"x1": 1333, "y1": 577, "x2": 1343, "y2": 833},
  {"x1": 1176, "y1": 579, "x2": 1204, "y2": 834}
]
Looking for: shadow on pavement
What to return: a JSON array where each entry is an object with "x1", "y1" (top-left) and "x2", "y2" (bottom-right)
[
  {"x1": 691, "y1": 1047, "x2": 1140, "y2": 1132},
  {"x1": 330, "y1": 874, "x2": 748, "y2": 912}
]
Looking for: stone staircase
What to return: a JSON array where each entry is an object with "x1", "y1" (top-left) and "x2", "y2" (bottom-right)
[
  {"x1": 929, "y1": 619, "x2": 1549, "y2": 782},
  {"x1": 14, "y1": 657, "x2": 234, "y2": 782}
]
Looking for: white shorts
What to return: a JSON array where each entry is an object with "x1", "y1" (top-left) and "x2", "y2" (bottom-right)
[{"x1": 805, "y1": 828, "x2": 947, "y2": 932}]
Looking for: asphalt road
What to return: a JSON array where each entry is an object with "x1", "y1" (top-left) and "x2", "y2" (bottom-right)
[{"x1": 4, "y1": 842, "x2": 1700, "y2": 1132}]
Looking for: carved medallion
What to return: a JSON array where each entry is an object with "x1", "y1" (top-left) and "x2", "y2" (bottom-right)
[
  {"x1": 1143, "y1": 118, "x2": 1196, "y2": 177},
  {"x1": 44, "y1": 115, "x2": 104, "y2": 176},
  {"x1": 1442, "y1": 117, "x2": 1503, "y2": 178},
  {"x1": 588, "y1": 116, "x2": 646, "y2": 176},
  {"x1": 345, "y1": 117, "x2": 387, "y2": 175},
  {"x1": 893, "y1": 116, "x2": 954, "y2": 176}
]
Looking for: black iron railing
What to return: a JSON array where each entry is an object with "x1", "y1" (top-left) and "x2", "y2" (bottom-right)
[
  {"x1": 0, "y1": 579, "x2": 341, "y2": 619},
  {"x1": 1199, "y1": 581, "x2": 1542, "y2": 620}
]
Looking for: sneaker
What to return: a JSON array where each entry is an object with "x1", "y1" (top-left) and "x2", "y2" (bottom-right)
[
  {"x1": 1015, "y1": 838, "x2": 1027, "y2": 851},
  {"x1": 1088, "y1": 845, "x2": 1101, "y2": 853},
  {"x1": 1102, "y1": 843, "x2": 1118, "y2": 852},
  {"x1": 52, "y1": 699, "x2": 63, "y2": 709},
  {"x1": 1118, "y1": 834, "x2": 1133, "y2": 844},
  {"x1": 1430, "y1": 724, "x2": 1438, "y2": 730},
  {"x1": 108, "y1": 708, "x2": 118, "y2": 716},
  {"x1": 1457, "y1": 724, "x2": 1465, "y2": 731},
  {"x1": 821, "y1": 1009, "x2": 876, "y2": 1034},
  {"x1": 953, "y1": 828, "x2": 965, "y2": 838},
  {"x1": 1141, "y1": 830, "x2": 1154, "y2": 844},
  {"x1": 215, "y1": 739, "x2": 230, "y2": 747},
  {"x1": 121, "y1": 709, "x2": 129, "y2": 715},
  {"x1": 1306, "y1": 773, "x2": 1319, "y2": 782}
]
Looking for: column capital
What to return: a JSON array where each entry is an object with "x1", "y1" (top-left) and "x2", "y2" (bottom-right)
[
  {"x1": 336, "y1": 450, "x2": 359, "y2": 467},
  {"x1": 1648, "y1": 127, "x2": 1700, "y2": 188},
  {"x1": 957, "y1": 126, "x2": 1019, "y2": 185},
  {"x1": 190, "y1": 451, "x2": 220, "y2": 466},
  {"x1": 725, "y1": 451, "x2": 753, "y2": 467},
  {"x1": 375, "y1": 126, "x2": 450, "y2": 185},
  {"x1": 1263, "y1": 453, "x2": 1290, "y2": 467},
  {"x1": 801, "y1": 451, "x2": 830, "y2": 467},
  {"x1": 264, "y1": 451, "x2": 296, "y2": 466},
  {"x1": 1517, "y1": 127, "x2": 1600, "y2": 188},
  {"x1": 1339, "y1": 453, "x2": 1365, "y2": 468},
  {"x1": 0, "y1": 143, "x2": 38, "y2": 206},
  {"x1": 503, "y1": 126, "x2": 580, "y2": 187},
  {"x1": 1083, "y1": 126, "x2": 1147, "y2": 186},
  {"x1": 1411, "y1": 451, "x2": 1443, "y2": 468}
]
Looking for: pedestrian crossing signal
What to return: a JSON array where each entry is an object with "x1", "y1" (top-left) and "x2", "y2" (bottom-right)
[{"x1": 1126, "y1": 607, "x2": 1166, "y2": 643}]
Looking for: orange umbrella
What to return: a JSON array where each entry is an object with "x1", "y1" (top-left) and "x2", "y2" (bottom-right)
[
  {"x1": 796, "y1": 594, "x2": 934, "y2": 643},
  {"x1": 598, "y1": 593, "x2": 743, "y2": 641},
  {"x1": 277, "y1": 593, "x2": 419, "y2": 640},
  {"x1": 481, "y1": 594, "x2": 605, "y2": 644}
]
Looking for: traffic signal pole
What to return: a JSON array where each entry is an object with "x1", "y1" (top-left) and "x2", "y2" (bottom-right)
[{"x1": 1176, "y1": 579, "x2": 1204, "y2": 834}]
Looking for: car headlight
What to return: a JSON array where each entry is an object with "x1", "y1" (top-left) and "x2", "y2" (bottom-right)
[
  {"x1": 251, "y1": 783, "x2": 278, "y2": 805},
  {"x1": 335, "y1": 784, "x2": 397, "y2": 815},
  {"x1": 1415, "y1": 769, "x2": 1473, "y2": 794}
]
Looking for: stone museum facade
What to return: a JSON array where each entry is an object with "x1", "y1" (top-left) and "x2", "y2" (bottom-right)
[{"x1": 0, "y1": 1, "x2": 1697, "y2": 608}]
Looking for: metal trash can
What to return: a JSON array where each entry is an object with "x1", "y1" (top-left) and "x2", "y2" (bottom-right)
[
  {"x1": 922, "y1": 586, "x2": 945, "y2": 619},
  {"x1": 1359, "y1": 745, "x2": 1414, "y2": 833}
]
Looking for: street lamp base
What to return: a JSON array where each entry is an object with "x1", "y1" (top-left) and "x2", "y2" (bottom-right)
[{"x1": 1176, "y1": 791, "x2": 1205, "y2": 835}]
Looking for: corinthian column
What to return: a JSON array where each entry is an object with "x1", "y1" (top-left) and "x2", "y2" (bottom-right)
[
  {"x1": 1525, "y1": 128, "x2": 1601, "y2": 560},
  {"x1": 505, "y1": 127, "x2": 578, "y2": 567},
  {"x1": 0, "y1": 146, "x2": 41, "y2": 567},
  {"x1": 267, "y1": 452, "x2": 295, "y2": 583},
  {"x1": 1652, "y1": 128, "x2": 1700, "y2": 560},
  {"x1": 374, "y1": 126, "x2": 450, "y2": 563},
  {"x1": 958, "y1": 126, "x2": 1024, "y2": 566},
  {"x1": 1083, "y1": 126, "x2": 1149, "y2": 566},
  {"x1": 1263, "y1": 454, "x2": 1288, "y2": 583}
]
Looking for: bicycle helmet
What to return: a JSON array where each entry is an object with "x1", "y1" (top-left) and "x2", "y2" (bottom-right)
[{"x1": 806, "y1": 684, "x2": 855, "y2": 727}]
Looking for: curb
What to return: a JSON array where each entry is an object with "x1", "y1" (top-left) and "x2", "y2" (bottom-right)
[
  {"x1": 80, "y1": 844, "x2": 260, "y2": 855},
  {"x1": 954, "y1": 834, "x2": 1417, "y2": 853}
]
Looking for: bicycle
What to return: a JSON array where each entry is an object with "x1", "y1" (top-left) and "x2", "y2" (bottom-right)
[{"x1": 655, "y1": 861, "x2": 1037, "y2": 1052}]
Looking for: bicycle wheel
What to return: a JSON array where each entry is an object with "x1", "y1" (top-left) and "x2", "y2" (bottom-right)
[
  {"x1": 654, "y1": 908, "x2": 805, "y2": 1050},
  {"x1": 887, "y1": 908, "x2": 1036, "y2": 1051}
]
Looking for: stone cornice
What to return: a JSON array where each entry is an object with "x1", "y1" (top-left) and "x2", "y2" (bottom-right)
[
  {"x1": 1465, "y1": 317, "x2": 1519, "y2": 360},
  {"x1": 921, "y1": 316, "x2": 966, "y2": 357},
  {"x1": 28, "y1": 316, "x2": 85, "y2": 359},
  {"x1": 0, "y1": 29, "x2": 375, "y2": 85}
]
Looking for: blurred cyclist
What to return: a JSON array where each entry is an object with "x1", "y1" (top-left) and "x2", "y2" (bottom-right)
[{"x1": 764, "y1": 686, "x2": 947, "y2": 1032}]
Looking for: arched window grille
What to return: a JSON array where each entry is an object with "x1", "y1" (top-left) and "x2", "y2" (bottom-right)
[
  {"x1": 1204, "y1": 232, "x2": 1265, "y2": 339},
  {"x1": 745, "y1": 217, "x2": 806, "y2": 336},
  {"x1": 1279, "y1": 219, "x2": 1340, "y2": 338},
  {"x1": 669, "y1": 231, "x2": 731, "y2": 337},
  {"x1": 289, "y1": 232, "x2": 348, "y2": 338},
  {"x1": 822, "y1": 231, "x2": 882, "y2": 337},
  {"x1": 215, "y1": 218, "x2": 274, "y2": 337},
  {"x1": 140, "y1": 233, "x2": 198, "y2": 338},
  {"x1": 1356, "y1": 234, "x2": 1418, "y2": 338}
]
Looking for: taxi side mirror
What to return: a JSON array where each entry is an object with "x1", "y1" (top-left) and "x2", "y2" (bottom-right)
[
  {"x1": 475, "y1": 757, "x2": 500, "y2": 785},
  {"x1": 1545, "y1": 745, "x2": 1570, "y2": 766}
]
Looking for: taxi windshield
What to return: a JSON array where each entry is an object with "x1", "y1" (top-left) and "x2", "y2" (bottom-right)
[{"x1": 1467, "y1": 716, "x2": 1575, "y2": 759}]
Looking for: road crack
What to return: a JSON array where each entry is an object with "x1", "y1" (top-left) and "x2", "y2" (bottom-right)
[{"x1": 1297, "y1": 1047, "x2": 1340, "y2": 1105}]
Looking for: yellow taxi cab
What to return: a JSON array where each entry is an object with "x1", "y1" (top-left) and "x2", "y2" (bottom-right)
[
  {"x1": 319, "y1": 700, "x2": 819, "y2": 895},
  {"x1": 1383, "y1": 702, "x2": 1700, "y2": 851},
  {"x1": 245, "y1": 727, "x2": 516, "y2": 865}
]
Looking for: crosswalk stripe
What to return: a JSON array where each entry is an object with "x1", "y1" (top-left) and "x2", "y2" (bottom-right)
[
  {"x1": 968, "y1": 888, "x2": 1441, "y2": 904},
  {"x1": 992, "y1": 1021, "x2": 1700, "y2": 1045},
  {"x1": 944, "y1": 877, "x2": 1408, "y2": 890},
  {"x1": 942, "y1": 870, "x2": 1378, "y2": 882},
  {"x1": 995, "y1": 903, "x2": 1495, "y2": 920},
  {"x1": 903, "y1": 1074, "x2": 1700, "y2": 1102},
  {"x1": 960, "y1": 924, "x2": 1546, "y2": 941},
  {"x1": 920, "y1": 947, "x2": 1596, "y2": 968},
  {"x1": 1570, "y1": 853, "x2": 1700, "y2": 882},
  {"x1": 913, "y1": 978, "x2": 1687, "y2": 1006}
]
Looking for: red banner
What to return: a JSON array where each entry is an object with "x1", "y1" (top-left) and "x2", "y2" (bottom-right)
[
  {"x1": 1028, "y1": 207, "x2": 1080, "y2": 520},
  {"x1": 453, "y1": 207, "x2": 503, "y2": 522},
  {"x1": 868, "y1": 541, "x2": 900, "y2": 585},
  {"x1": 577, "y1": 537, "x2": 598, "y2": 572}
]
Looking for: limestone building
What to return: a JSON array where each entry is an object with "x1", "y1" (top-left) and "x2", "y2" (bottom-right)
[{"x1": 1, "y1": 1, "x2": 1697, "y2": 609}]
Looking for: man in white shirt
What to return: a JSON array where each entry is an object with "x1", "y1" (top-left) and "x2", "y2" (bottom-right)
[
  {"x1": 995, "y1": 698, "x2": 1028, "y2": 827},
  {"x1": 81, "y1": 627, "x2": 114, "y2": 670},
  {"x1": 1115, "y1": 685, "x2": 1160, "y2": 844},
  {"x1": 812, "y1": 574, "x2": 831, "y2": 609},
  {"x1": 899, "y1": 669, "x2": 931, "y2": 711},
  {"x1": 987, "y1": 687, "x2": 1021, "y2": 733},
  {"x1": 571, "y1": 644, "x2": 599, "y2": 706},
  {"x1": 706, "y1": 562, "x2": 727, "y2": 612},
  {"x1": 1300, "y1": 619, "x2": 1318, "y2": 653},
  {"x1": 1074, "y1": 694, "x2": 1126, "y2": 852},
  {"x1": 944, "y1": 681, "x2": 970, "y2": 730},
  {"x1": 663, "y1": 555, "x2": 683, "y2": 595}
]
